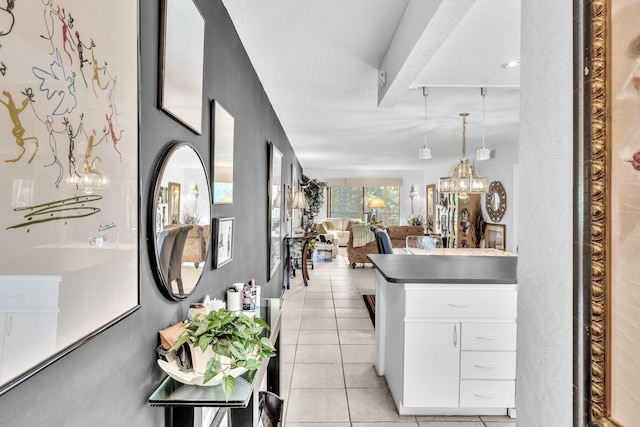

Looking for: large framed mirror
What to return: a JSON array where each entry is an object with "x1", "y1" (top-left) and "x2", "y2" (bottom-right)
[
  {"x1": 158, "y1": 0, "x2": 205, "y2": 134},
  {"x1": 584, "y1": 0, "x2": 640, "y2": 424},
  {"x1": 150, "y1": 142, "x2": 211, "y2": 300},
  {"x1": 268, "y1": 142, "x2": 283, "y2": 279}
]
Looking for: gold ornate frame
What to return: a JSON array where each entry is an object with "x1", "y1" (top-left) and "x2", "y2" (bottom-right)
[
  {"x1": 589, "y1": 0, "x2": 640, "y2": 424},
  {"x1": 590, "y1": 0, "x2": 609, "y2": 422}
]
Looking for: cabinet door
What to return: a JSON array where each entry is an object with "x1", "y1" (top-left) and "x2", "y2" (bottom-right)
[{"x1": 404, "y1": 322, "x2": 460, "y2": 408}]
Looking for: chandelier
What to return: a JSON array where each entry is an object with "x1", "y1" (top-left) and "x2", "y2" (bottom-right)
[{"x1": 438, "y1": 112, "x2": 488, "y2": 195}]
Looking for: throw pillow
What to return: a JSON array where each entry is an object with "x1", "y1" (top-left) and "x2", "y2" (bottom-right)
[
  {"x1": 316, "y1": 223, "x2": 328, "y2": 234},
  {"x1": 324, "y1": 220, "x2": 335, "y2": 230}
]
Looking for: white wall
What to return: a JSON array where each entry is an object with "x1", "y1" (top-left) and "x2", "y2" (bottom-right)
[{"x1": 516, "y1": 0, "x2": 573, "y2": 425}]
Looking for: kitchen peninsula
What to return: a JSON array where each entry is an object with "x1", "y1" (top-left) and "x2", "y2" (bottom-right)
[{"x1": 368, "y1": 250, "x2": 517, "y2": 417}]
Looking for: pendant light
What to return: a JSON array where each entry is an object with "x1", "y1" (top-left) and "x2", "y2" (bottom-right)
[
  {"x1": 418, "y1": 87, "x2": 432, "y2": 159},
  {"x1": 438, "y1": 112, "x2": 489, "y2": 195},
  {"x1": 476, "y1": 87, "x2": 491, "y2": 161}
]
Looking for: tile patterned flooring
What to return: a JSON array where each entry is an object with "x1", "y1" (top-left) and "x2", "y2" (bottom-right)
[{"x1": 279, "y1": 252, "x2": 516, "y2": 426}]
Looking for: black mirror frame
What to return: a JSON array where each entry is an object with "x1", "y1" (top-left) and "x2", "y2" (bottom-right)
[{"x1": 148, "y1": 141, "x2": 211, "y2": 301}]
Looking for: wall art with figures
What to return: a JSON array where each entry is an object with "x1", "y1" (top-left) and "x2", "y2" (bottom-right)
[{"x1": 0, "y1": 0, "x2": 138, "y2": 394}]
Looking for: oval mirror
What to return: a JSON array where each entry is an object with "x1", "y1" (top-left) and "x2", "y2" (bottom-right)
[
  {"x1": 486, "y1": 180, "x2": 507, "y2": 223},
  {"x1": 150, "y1": 142, "x2": 211, "y2": 300}
]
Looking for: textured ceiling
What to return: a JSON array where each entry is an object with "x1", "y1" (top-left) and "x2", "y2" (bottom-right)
[{"x1": 222, "y1": 0, "x2": 521, "y2": 172}]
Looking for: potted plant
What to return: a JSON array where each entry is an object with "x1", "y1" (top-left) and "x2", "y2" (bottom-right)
[
  {"x1": 301, "y1": 175, "x2": 327, "y2": 231},
  {"x1": 170, "y1": 309, "x2": 276, "y2": 399}
]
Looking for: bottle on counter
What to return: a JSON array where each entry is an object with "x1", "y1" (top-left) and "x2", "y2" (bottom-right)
[{"x1": 243, "y1": 280, "x2": 256, "y2": 311}]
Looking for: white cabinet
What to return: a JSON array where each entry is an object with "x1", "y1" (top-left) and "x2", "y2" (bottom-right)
[
  {"x1": 377, "y1": 277, "x2": 517, "y2": 416},
  {"x1": 0, "y1": 276, "x2": 60, "y2": 383},
  {"x1": 404, "y1": 322, "x2": 460, "y2": 407}
]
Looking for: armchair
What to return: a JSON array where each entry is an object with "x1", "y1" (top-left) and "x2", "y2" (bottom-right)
[{"x1": 347, "y1": 224, "x2": 379, "y2": 268}]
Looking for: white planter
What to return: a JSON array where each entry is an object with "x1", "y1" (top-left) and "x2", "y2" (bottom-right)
[{"x1": 189, "y1": 344, "x2": 216, "y2": 375}]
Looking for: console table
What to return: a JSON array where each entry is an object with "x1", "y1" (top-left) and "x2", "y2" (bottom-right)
[
  {"x1": 284, "y1": 236, "x2": 313, "y2": 288},
  {"x1": 149, "y1": 298, "x2": 282, "y2": 426}
]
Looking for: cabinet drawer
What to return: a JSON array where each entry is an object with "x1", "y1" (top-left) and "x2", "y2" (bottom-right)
[
  {"x1": 0, "y1": 277, "x2": 60, "y2": 310},
  {"x1": 459, "y1": 380, "x2": 515, "y2": 408},
  {"x1": 462, "y1": 323, "x2": 517, "y2": 351},
  {"x1": 405, "y1": 290, "x2": 517, "y2": 319},
  {"x1": 460, "y1": 351, "x2": 516, "y2": 379}
]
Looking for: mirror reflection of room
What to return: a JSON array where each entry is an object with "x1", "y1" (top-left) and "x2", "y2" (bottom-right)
[{"x1": 153, "y1": 143, "x2": 211, "y2": 299}]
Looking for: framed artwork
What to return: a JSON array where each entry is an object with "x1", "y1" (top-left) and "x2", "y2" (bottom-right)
[
  {"x1": 585, "y1": 0, "x2": 640, "y2": 424},
  {"x1": 268, "y1": 143, "x2": 283, "y2": 279},
  {"x1": 211, "y1": 100, "x2": 235, "y2": 204},
  {"x1": 484, "y1": 224, "x2": 505, "y2": 251},
  {"x1": 212, "y1": 217, "x2": 234, "y2": 269},
  {"x1": 0, "y1": 0, "x2": 139, "y2": 395},
  {"x1": 167, "y1": 182, "x2": 181, "y2": 225},
  {"x1": 159, "y1": 0, "x2": 205, "y2": 134}
]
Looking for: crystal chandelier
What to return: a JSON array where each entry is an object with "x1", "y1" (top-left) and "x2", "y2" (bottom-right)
[{"x1": 438, "y1": 112, "x2": 488, "y2": 195}]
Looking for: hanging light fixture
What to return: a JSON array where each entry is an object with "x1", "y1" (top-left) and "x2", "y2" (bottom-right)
[
  {"x1": 438, "y1": 112, "x2": 489, "y2": 195},
  {"x1": 418, "y1": 87, "x2": 432, "y2": 159},
  {"x1": 476, "y1": 87, "x2": 491, "y2": 161}
]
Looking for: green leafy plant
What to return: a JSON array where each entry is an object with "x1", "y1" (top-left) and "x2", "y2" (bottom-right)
[
  {"x1": 406, "y1": 208, "x2": 425, "y2": 226},
  {"x1": 171, "y1": 309, "x2": 276, "y2": 399},
  {"x1": 301, "y1": 175, "x2": 327, "y2": 230}
]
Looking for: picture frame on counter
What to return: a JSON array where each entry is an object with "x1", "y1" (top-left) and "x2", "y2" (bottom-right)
[{"x1": 484, "y1": 223, "x2": 505, "y2": 251}]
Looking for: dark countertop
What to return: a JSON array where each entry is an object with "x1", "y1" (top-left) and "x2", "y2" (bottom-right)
[{"x1": 367, "y1": 253, "x2": 517, "y2": 284}]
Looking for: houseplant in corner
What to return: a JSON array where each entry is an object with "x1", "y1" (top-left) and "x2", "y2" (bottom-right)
[
  {"x1": 170, "y1": 309, "x2": 276, "y2": 399},
  {"x1": 300, "y1": 175, "x2": 327, "y2": 232}
]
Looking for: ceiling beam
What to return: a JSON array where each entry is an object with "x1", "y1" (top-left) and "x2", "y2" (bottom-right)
[{"x1": 377, "y1": 0, "x2": 475, "y2": 108}]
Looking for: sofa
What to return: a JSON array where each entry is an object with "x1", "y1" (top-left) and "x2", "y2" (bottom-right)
[
  {"x1": 386, "y1": 225, "x2": 425, "y2": 248},
  {"x1": 347, "y1": 224, "x2": 379, "y2": 268},
  {"x1": 316, "y1": 218, "x2": 363, "y2": 247}
]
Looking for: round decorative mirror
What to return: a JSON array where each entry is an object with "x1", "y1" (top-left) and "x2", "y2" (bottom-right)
[
  {"x1": 150, "y1": 142, "x2": 211, "y2": 300},
  {"x1": 486, "y1": 180, "x2": 507, "y2": 222}
]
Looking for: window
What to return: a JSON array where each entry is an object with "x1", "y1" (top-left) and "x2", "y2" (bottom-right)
[
  {"x1": 328, "y1": 185, "x2": 400, "y2": 226},
  {"x1": 328, "y1": 186, "x2": 362, "y2": 219}
]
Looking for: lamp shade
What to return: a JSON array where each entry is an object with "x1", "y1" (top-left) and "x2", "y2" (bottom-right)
[
  {"x1": 291, "y1": 191, "x2": 309, "y2": 209},
  {"x1": 369, "y1": 198, "x2": 386, "y2": 209}
]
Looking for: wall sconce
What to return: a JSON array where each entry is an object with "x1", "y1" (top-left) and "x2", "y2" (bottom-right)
[{"x1": 409, "y1": 185, "x2": 418, "y2": 215}]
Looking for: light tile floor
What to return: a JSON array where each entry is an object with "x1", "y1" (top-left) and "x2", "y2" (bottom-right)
[{"x1": 279, "y1": 251, "x2": 516, "y2": 427}]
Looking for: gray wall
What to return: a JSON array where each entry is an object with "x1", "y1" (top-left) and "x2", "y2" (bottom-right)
[{"x1": 0, "y1": 1, "x2": 299, "y2": 425}]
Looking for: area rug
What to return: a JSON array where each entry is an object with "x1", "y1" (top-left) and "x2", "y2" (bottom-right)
[{"x1": 363, "y1": 294, "x2": 375, "y2": 327}]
